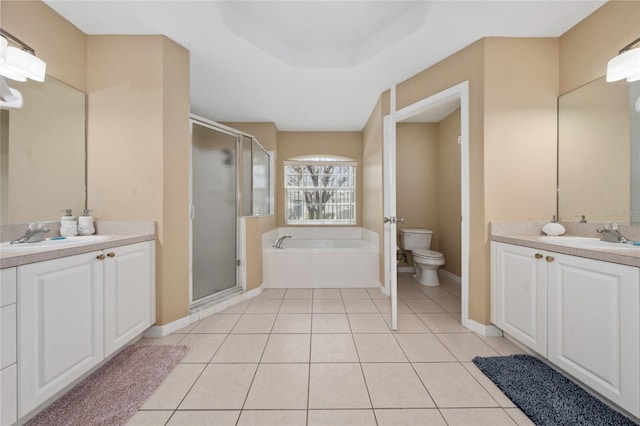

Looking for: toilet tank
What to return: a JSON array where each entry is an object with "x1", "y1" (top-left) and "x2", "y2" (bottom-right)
[{"x1": 399, "y1": 228, "x2": 433, "y2": 251}]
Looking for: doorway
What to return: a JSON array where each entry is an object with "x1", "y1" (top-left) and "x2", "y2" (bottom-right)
[
  {"x1": 383, "y1": 81, "x2": 470, "y2": 330},
  {"x1": 190, "y1": 119, "x2": 240, "y2": 307}
]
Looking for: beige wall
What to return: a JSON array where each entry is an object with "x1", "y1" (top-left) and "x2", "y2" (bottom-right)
[
  {"x1": 244, "y1": 217, "x2": 263, "y2": 291},
  {"x1": 397, "y1": 123, "x2": 438, "y2": 235},
  {"x1": 558, "y1": 77, "x2": 630, "y2": 222},
  {"x1": 1, "y1": 0, "x2": 87, "y2": 92},
  {"x1": 362, "y1": 99, "x2": 385, "y2": 285},
  {"x1": 277, "y1": 131, "x2": 363, "y2": 227},
  {"x1": 4, "y1": 1, "x2": 191, "y2": 326},
  {"x1": 222, "y1": 122, "x2": 279, "y2": 234},
  {"x1": 392, "y1": 39, "x2": 488, "y2": 322},
  {"x1": 483, "y1": 38, "x2": 559, "y2": 224},
  {"x1": 6, "y1": 77, "x2": 85, "y2": 223},
  {"x1": 370, "y1": 37, "x2": 559, "y2": 324},
  {"x1": 559, "y1": 0, "x2": 640, "y2": 95},
  {"x1": 87, "y1": 35, "x2": 190, "y2": 325},
  {"x1": 396, "y1": 123, "x2": 438, "y2": 267},
  {"x1": 437, "y1": 109, "x2": 462, "y2": 277},
  {"x1": 223, "y1": 122, "x2": 279, "y2": 290},
  {"x1": 396, "y1": 112, "x2": 462, "y2": 277}
]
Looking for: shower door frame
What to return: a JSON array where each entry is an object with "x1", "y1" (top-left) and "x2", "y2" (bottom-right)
[{"x1": 189, "y1": 115, "x2": 242, "y2": 308}]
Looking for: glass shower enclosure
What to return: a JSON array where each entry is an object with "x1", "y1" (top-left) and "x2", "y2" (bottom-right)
[{"x1": 190, "y1": 119, "x2": 239, "y2": 306}]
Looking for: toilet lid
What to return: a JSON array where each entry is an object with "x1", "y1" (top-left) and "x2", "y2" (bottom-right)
[{"x1": 413, "y1": 249, "x2": 444, "y2": 259}]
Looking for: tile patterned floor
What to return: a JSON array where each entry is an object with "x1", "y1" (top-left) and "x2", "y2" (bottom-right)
[{"x1": 128, "y1": 273, "x2": 532, "y2": 426}]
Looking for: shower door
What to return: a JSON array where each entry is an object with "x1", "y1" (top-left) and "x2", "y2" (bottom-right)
[{"x1": 191, "y1": 121, "x2": 239, "y2": 305}]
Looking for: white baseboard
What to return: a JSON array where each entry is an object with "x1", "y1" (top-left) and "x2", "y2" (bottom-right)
[
  {"x1": 378, "y1": 282, "x2": 390, "y2": 296},
  {"x1": 465, "y1": 318, "x2": 503, "y2": 337},
  {"x1": 439, "y1": 269, "x2": 461, "y2": 284},
  {"x1": 144, "y1": 286, "x2": 263, "y2": 338}
]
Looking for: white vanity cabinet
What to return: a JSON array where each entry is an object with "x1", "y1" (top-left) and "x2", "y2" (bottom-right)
[
  {"x1": 17, "y1": 241, "x2": 155, "y2": 418},
  {"x1": 18, "y1": 251, "x2": 105, "y2": 416},
  {"x1": 491, "y1": 241, "x2": 640, "y2": 417},
  {"x1": 1, "y1": 267, "x2": 18, "y2": 425},
  {"x1": 547, "y1": 252, "x2": 639, "y2": 416},
  {"x1": 104, "y1": 242, "x2": 154, "y2": 357},
  {"x1": 491, "y1": 242, "x2": 547, "y2": 356}
]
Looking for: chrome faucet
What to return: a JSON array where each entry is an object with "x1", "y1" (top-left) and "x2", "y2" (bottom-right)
[
  {"x1": 596, "y1": 223, "x2": 631, "y2": 244},
  {"x1": 273, "y1": 235, "x2": 292, "y2": 249},
  {"x1": 10, "y1": 222, "x2": 50, "y2": 244}
]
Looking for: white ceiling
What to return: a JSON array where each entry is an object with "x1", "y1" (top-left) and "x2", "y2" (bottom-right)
[{"x1": 44, "y1": 0, "x2": 606, "y2": 131}]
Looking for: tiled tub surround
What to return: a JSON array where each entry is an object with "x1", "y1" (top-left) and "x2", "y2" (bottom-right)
[
  {"x1": 0, "y1": 221, "x2": 155, "y2": 269},
  {"x1": 491, "y1": 221, "x2": 640, "y2": 267},
  {"x1": 262, "y1": 227, "x2": 380, "y2": 289}
]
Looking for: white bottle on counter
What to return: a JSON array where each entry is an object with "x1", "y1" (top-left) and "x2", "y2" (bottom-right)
[
  {"x1": 60, "y1": 209, "x2": 78, "y2": 237},
  {"x1": 78, "y1": 209, "x2": 95, "y2": 236}
]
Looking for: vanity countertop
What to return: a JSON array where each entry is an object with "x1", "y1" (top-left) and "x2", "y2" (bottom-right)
[
  {"x1": 0, "y1": 234, "x2": 155, "y2": 269},
  {"x1": 491, "y1": 234, "x2": 640, "y2": 268}
]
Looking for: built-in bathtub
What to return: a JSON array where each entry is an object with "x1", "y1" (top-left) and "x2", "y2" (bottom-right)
[{"x1": 262, "y1": 227, "x2": 380, "y2": 288}]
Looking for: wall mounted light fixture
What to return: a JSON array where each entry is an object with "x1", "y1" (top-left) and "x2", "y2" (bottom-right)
[
  {"x1": 0, "y1": 29, "x2": 46, "y2": 83},
  {"x1": 606, "y1": 37, "x2": 640, "y2": 83},
  {"x1": 0, "y1": 28, "x2": 46, "y2": 109}
]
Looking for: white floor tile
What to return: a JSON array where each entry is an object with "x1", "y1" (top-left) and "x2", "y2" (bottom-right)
[
  {"x1": 311, "y1": 334, "x2": 359, "y2": 362},
  {"x1": 309, "y1": 363, "x2": 371, "y2": 409},
  {"x1": 179, "y1": 364, "x2": 257, "y2": 410},
  {"x1": 261, "y1": 334, "x2": 311, "y2": 363},
  {"x1": 353, "y1": 334, "x2": 407, "y2": 362},
  {"x1": 308, "y1": 409, "x2": 377, "y2": 426},
  {"x1": 312, "y1": 313, "x2": 351, "y2": 333},
  {"x1": 362, "y1": 363, "x2": 435, "y2": 408},
  {"x1": 237, "y1": 410, "x2": 307, "y2": 426},
  {"x1": 142, "y1": 364, "x2": 206, "y2": 409},
  {"x1": 167, "y1": 410, "x2": 240, "y2": 426},
  {"x1": 244, "y1": 364, "x2": 309, "y2": 409},
  {"x1": 211, "y1": 334, "x2": 268, "y2": 363},
  {"x1": 374, "y1": 409, "x2": 447, "y2": 426}
]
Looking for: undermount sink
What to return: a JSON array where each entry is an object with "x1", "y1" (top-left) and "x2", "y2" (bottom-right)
[
  {"x1": 1, "y1": 235, "x2": 111, "y2": 251},
  {"x1": 537, "y1": 236, "x2": 640, "y2": 251}
]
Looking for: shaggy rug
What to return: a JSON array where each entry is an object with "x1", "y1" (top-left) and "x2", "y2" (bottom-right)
[
  {"x1": 473, "y1": 354, "x2": 639, "y2": 426},
  {"x1": 27, "y1": 344, "x2": 189, "y2": 426}
]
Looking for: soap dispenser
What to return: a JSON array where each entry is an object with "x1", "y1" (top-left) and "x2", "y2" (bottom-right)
[
  {"x1": 60, "y1": 209, "x2": 78, "y2": 237},
  {"x1": 78, "y1": 209, "x2": 95, "y2": 236}
]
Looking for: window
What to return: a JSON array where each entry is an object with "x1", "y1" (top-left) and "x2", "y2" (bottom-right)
[{"x1": 285, "y1": 156, "x2": 356, "y2": 225}]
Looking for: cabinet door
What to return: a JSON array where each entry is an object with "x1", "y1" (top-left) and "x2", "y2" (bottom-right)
[
  {"x1": 547, "y1": 253, "x2": 640, "y2": 416},
  {"x1": 492, "y1": 242, "x2": 547, "y2": 356},
  {"x1": 1, "y1": 364, "x2": 17, "y2": 426},
  {"x1": 18, "y1": 252, "x2": 104, "y2": 416},
  {"x1": 104, "y1": 242, "x2": 153, "y2": 357}
]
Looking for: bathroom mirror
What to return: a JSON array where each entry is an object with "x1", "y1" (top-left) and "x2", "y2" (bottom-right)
[
  {"x1": 557, "y1": 76, "x2": 638, "y2": 223},
  {"x1": 0, "y1": 76, "x2": 86, "y2": 225}
]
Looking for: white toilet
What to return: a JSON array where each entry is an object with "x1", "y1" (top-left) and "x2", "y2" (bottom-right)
[{"x1": 399, "y1": 228, "x2": 445, "y2": 287}]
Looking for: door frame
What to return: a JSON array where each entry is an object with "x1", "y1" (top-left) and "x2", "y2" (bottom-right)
[{"x1": 383, "y1": 81, "x2": 470, "y2": 329}]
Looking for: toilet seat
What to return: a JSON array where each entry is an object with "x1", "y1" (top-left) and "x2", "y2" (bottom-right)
[{"x1": 413, "y1": 249, "x2": 444, "y2": 260}]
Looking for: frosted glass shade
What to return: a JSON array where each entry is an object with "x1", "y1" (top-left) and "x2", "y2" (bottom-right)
[
  {"x1": 0, "y1": 87, "x2": 23, "y2": 109},
  {"x1": 0, "y1": 37, "x2": 27, "y2": 82},
  {"x1": 2, "y1": 46, "x2": 46, "y2": 82},
  {"x1": 606, "y1": 48, "x2": 640, "y2": 82}
]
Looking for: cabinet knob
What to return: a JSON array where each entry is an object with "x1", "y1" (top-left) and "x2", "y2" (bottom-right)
[
  {"x1": 545, "y1": 256, "x2": 555, "y2": 262},
  {"x1": 96, "y1": 254, "x2": 105, "y2": 260},
  {"x1": 107, "y1": 252, "x2": 116, "y2": 258},
  {"x1": 534, "y1": 253, "x2": 543, "y2": 259}
]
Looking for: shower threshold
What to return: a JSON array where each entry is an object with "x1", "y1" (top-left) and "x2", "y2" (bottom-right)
[{"x1": 190, "y1": 286, "x2": 243, "y2": 313}]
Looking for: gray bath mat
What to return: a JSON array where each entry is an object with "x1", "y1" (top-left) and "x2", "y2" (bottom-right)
[
  {"x1": 473, "y1": 354, "x2": 638, "y2": 426},
  {"x1": 27, "y1": 344, "x2": 189, "y2": 426}
]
